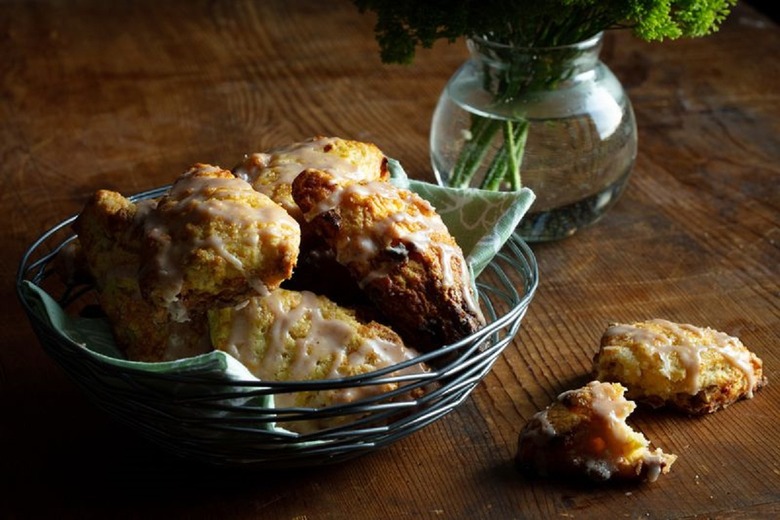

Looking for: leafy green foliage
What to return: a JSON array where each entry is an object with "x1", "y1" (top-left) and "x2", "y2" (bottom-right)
[{"x1": 354, "y1": 0, "x2": 738, "y2": 63}]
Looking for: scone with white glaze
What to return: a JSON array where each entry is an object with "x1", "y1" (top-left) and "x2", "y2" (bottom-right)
[
  {"x1": 72, "y1": 189, "x2": 212, "y2": 362},
  {"x1": 291, "y1": 167, "x2": 485, "y2": 350},
  {"x1": 138, "y1": 164, "x2": 301, "y2": 321},
  {"x1": 233, "y1": 135, "x2": 389, "y2": 223},
  {"x1": 234, "y1": 136, "x2": 389, "y2": 304},
  {"x1": 593, "y1": 319, "x2": 766, "y2": 414},
  {"x1": 516, "y1": 381, "x2": 677, "y2": 482},
  {"x1": 208, "y1": 288, "x2": 429, "y2": 433}
]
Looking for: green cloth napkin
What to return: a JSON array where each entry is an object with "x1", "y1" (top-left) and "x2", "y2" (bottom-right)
[{"x1": 20, "y1": 162, "x2": 534, "y2": 413}]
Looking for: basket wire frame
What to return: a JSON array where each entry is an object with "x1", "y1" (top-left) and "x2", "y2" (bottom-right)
[{"x1": 16, "y1": 188, "x2": 538, "y2": 468}]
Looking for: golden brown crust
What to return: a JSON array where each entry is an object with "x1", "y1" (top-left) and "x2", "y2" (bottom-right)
[
  {"x1": 233, "y1": 136, "x2": 390, "y2": 295},
  {"x1": 593, "y1": 319, "x2": 767, "y2": 414},
  {"x1": 97, "y1": 276, "x2": 212, "y2": 362},
  {"x1": 72, "y1": 189, "x2": 149, "y2": 289},
  {"x1": 291, "y1": 168, "x2": 484, "y2": 351},
  {"x1": 516, "y1": 381, "x2": 677, "y2": 483}
]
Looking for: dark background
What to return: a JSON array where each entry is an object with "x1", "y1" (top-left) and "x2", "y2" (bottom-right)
[{"x1": 747, "y1": 1, "x2": 778, "y2": 22}]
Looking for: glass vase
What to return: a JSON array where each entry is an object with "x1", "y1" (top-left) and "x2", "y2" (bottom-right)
[{"x1": 430, "y1": 32, "x2": 637, "y2": 242}]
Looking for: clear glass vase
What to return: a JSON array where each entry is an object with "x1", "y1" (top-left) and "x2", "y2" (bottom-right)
[{"x1": 430, "y1": 32, "x2": 637, "y2": 242}]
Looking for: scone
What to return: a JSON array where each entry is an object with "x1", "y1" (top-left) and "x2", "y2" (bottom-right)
[
  {"x1": 593, "y1": 319, "x2": 767, "y2": 414},
  {"x1": 233, "y1": 135, "x2": 389, "y2": 223},
  {"x1": 208, "y1": 288, "x2": 429, "y2": 433},
  {"x1": 73, "y1": 189, "x2": 211, "y2": 362},
  {"x1": 138, "y1": 164, "x2": 301, "y2": 321},
  {"x1": 291, "y1": 167, "x2": 485, "y2": 350},
  {"x1": 233, "y1": 137, "x2": 388, "y2": 304},
  {"x1": 516, "y1": 381, "x2": 677, "y2": 482}
]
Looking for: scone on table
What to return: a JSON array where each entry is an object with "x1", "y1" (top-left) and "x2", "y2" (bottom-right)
[
  {"x1": 593, "y1": 319, "x2": 766, "y2": 414},
  {"x1": 516, "y1": 381, "x2": 677, "y2": 482}
]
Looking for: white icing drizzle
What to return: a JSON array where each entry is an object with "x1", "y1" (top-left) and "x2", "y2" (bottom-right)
[
  {"x1": 306, "y1": 179, "x2": 480, "y2": 315},
  {"x1": 143, "y1": 165, "x2": 298, "y2": 314},
  {"x1": 642, "y1": 449, "x2": 668, "y2": 483},
  {"x1": 235, "y1": 136, "x2": 379, "y2": 193},
  {"x1": 603, "y1": 319, "x2": 757, "y2": 396},
  {"x1": 584, "y1": 381, "x2": 670, "y2": 482},
  {"x1": 223, "y1": 290, "x2": 423, "y2": 402},
  {"x1": 587, "y1": 381, "x2": 635, "y2": 437}
]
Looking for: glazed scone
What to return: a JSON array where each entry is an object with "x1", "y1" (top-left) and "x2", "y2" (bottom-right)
[
  {"x1": 291, "y1": 167, "x2": 485, "y2": 351},
  {"x1": 73, "y1": 189, "x2": 211, "y2": 362},
  {"x1": 233, "y1": 136, "x2": 389, "y2": 223},
  {"x1": 234, "y1": 137, "x2": 388, "y2": 303},
  {"x1": 516, "y1": 381, "x2": 677, "y2": 482},
  {"x1": 208, "y1": 288, "x2": 429, "y2": 433},
  {"x1": 593, "y1": 319, "x2": 767, "y2": 414},
  {"x1": 139, "y1": 164, "x2": 301, "y2": 321}
]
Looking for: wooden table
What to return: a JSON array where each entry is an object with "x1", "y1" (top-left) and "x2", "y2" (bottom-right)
[{"x1": 2, "y1": 1, "x2": 778, "y2": 518}]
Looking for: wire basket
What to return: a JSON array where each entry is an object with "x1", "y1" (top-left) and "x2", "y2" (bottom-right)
[{"x1": 16, "y1": 185, "x2": 538, "y2": 469}]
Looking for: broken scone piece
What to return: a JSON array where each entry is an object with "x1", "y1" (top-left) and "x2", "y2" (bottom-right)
[
  {"x1": 516, "y1": 381, "x2": 676, "y2": 482},
  {"x1": 593, "y1": 319, "x2": 767, "y2": 414}
]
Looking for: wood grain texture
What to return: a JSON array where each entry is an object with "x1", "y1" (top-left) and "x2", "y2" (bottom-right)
[{"x1": 1, "y1": 1, "x2": 778, "y2": 519}]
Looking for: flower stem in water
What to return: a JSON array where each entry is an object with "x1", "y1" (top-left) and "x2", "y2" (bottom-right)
[
  {"x1": 478, "y1": 119, "x2": 528, "y2": 191},
  {"x1": 449, "y1": 115, "x2": 501, "y2": 188}
]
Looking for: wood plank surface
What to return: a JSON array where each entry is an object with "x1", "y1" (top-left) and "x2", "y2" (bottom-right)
[{"x1": 1, "y1": 1, "x2": 778, "y2": 518}]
